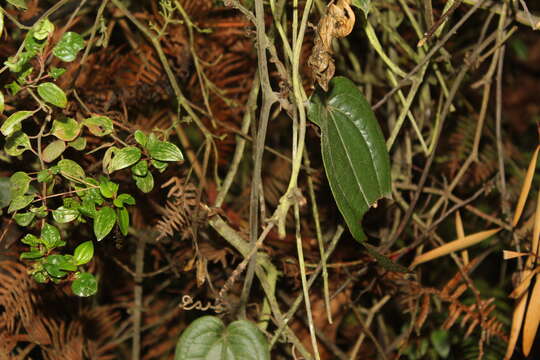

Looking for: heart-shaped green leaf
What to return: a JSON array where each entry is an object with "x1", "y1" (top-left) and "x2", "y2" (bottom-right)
[
  {"x1": 94, "y1": 206, "x2": 116, "y2": 241},
  {"x1": 37, "y1": 82, "x2": 67, "y2": 108},
  {"x1": 133, "y1": 171, "x2": 154, "y2": 193},
  {"x1": 8, "y1": 194, "x2": 34, "y2": 213},
  {"x1": 14, "y1": 211, "x2": 35, "y2": 226},
  {"x1": 175, "y1": 316, "x2": 270, "y2": 360}
]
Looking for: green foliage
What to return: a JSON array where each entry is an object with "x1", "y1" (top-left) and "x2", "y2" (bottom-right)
[
  {"x1": 175, "y1": 316, "x2": 270, "y2": 360},
  {"x1": 53, "y1": 32, "x2": 85, "y2": 62},
  {"x1": 308, "y1": 77, "x2": 391, "y2": 242},
  {"x1": 0, "y1": 21, "x2": 184, "y2": 298}
]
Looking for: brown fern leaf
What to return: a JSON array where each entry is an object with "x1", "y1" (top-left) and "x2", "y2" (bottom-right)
[
  {"x1": 0, "y1": 261, "x2": 34, "y2": 334},
  {"x1": 155, "y1": 177, "x2": 202, "y2": 240}
]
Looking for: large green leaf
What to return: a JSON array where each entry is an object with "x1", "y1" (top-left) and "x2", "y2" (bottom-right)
[
  {"x1": 308, "y1": 77, "x2": 406, "y2": 272},
  {"x1": 308, "y1": 77, "x2": 391, "y2": 242},
  {"x1": 175, "y1": 316, "x2": 270, "y2": 360}
]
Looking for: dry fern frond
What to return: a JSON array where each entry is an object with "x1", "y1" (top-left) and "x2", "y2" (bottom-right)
[
  {"x1": 0, "y1": 261, "x2": 34, "y2": 334},
  {"x1": 155, "y1": 177, "x2": 202, "y2": 240}
]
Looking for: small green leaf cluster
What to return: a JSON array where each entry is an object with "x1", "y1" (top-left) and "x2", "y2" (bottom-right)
[{"x1": 0, "y1": 15, "x2": 185, "y2": 297}]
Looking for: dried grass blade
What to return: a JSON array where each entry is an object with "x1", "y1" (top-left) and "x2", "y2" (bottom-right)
[
  {"x1": 504, "y1": 292, "x2": 529, "y2": 360},
  {"x1": 523, "y1": 274, "x2": 540, "y2": 356},
  {"x1": 512, "y1": 146, "x2": 539, "y2": 227},
  {"x1": 509, "y1": 268, "x2": 540, "y2": 299},
  {"x1": 410, "y1": 228, "x2": 501, "y2": 268},
  {"x1": 455, "y1": 211, "x2": 469, "y2": 265},
  {"x1": 503, "y1": 250, "x2": 529, "y2": 260}
]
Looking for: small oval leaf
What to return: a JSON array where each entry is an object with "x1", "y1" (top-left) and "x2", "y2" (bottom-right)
[
  {"x1": 73, "y1": 241, "x2": 94, "y2": 265},
  {"x1": 175, "y1": 316, "x2": 270, "y2": 360},
  {"x1": 94, "y1": 206, "x2": 116, "y2": 241},
  {"x1": 42, "y1": 140, "x2": 66, "y2": 163},
  {"x1": 117, "y1": 207, "x2": 129, "y2": 236},
  {"x1": 1, "y1": 110, "x2": 33, "y2": 136},
  {"x1": 53, "y1": 32, "x2": 85, "y2": 62},
  {"x1": 52, "y1": 206, "x2": 79, "y2": 223},
  {"x1": 37, "y1": 82, "x2": 67, "y2": 108},
  {"x1": 41, "y1": 223, "x2": 65, "y2": 250},
  {"x1": 10, "y1": 171, "x2": 31, "y2": 197},
  {"x1": 148, "y1": 141, "x2": 184, "y2": 162},
  {"x1": 51, "y1": 117, "x2": 81, "y2": 141},
  {"x1": 71, "y1": 272, "x2": 97, "y2": 297},
  {"x1": 58, "y1": 159, "x2": 86, "y2": 181},
  {"x1": 83, "y1": 116, "x2": 114, "y2": 136},
  {"x1": 134, "y1": 172, "x2": 154, "y2": 193},
  {"x1": 5, "y1": 131, "x2": 32, "y2": 156},
  {"x1": 109, "y1": 146, "x2": 142, "y2": 173}
]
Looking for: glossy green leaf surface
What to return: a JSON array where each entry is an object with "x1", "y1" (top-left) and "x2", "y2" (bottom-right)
[
  {"x1": 41, "y1": 223, "x2": 65, "y2": 250},
  {"x1": 73, "y1": 241, "x2": 94, "y2": 265},
  {"x1": 308, "y1": 77, "x2": 391, "y2": 242},
  {"x1": 53, "y1": 32, "x2": 84, "y2": 62},
  {"x1": 71, "y1": 272, "x2": 97, "y2": 297},
  {"x1": 117, "y1": 207, "x2": 129, "y2": 236},
  {"x1": 147, "y1": 137, "x2": 184, "y2": 162},
  {"x1": 0, "y1": 91, "x2": 4, "y2": 113},
  {"x1": 94, "y1": 206, "x2": 116, "y2": 241},
  {"x1": 308, "y1": 78, "x2": 406, "y2": 272},
  {"x1": 14, "y1": 212, "x2": 35, "y2": 226},
  {"x1": 37, "y1": 82, "x2": 67, "y2": 108},
  {"x1": 175, "y1": 316, "x2": 270, "y2": 360},
  {"x1": 1, "y1": 110, "x2": 33, "y2": 136},
  {"x1": 109, "y1": 146, "x2": 141, "y2": 173},
  {"x1": 52, "y1": 206, "x2": 79, "y2": 223}
]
